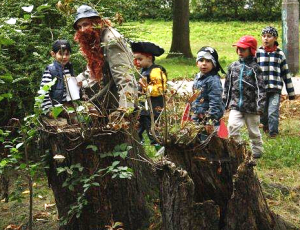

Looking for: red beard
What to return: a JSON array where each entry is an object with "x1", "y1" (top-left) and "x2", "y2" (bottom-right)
[{"x1": 74, "y1": 28, "x2": 104, "y2": 81}]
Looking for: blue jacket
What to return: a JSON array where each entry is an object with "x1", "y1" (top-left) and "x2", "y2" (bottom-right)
[{"x1": 191, "y1": 71, "x2": 224, "y2": 123}]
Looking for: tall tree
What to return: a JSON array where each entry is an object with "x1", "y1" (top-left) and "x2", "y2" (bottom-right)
[{"x1": 167, "y1": 0, "x2": 193, "y2": 58}]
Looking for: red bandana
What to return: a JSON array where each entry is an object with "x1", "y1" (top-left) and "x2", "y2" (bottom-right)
[{"x1": 264, "y1": 45, "x2": 277, "y2": 53}]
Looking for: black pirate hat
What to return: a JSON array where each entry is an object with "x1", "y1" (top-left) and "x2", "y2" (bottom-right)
[{"x1": 131, "y1": 41, "x2": 164, "y2": 56}]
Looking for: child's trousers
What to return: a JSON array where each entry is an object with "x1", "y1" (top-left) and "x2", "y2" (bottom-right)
[{"x1": 228, "y1": 110, "x2": 263, "y2": 158}]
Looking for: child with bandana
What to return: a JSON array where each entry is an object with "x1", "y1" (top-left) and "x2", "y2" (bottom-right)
[
  {"x1": 191, "y1": 46, "x2": 225, "y2": 136},
  {"x1": 131, "y1": 41, "x2": 167, "y2": 147},
  {"x1": 256, "y1": 26, "x2": 295, "y2": 138},
  {"x1": 223, "y1": 36, "x2": 266, "y2": 160}
]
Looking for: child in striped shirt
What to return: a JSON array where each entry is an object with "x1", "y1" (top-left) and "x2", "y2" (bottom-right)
[
  {"x1": 39, "y1": 40, "x2": 79, "y2": 118},
  {"x1": 256, "y1": 26, "x2": 295, "y2": 138}
]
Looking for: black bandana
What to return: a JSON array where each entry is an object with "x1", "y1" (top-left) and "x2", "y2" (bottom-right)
[{"x1": 261, "y1": 26, "x2": 278, "y2": 38}]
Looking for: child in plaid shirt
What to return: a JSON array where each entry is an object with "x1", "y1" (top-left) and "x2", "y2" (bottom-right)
[{"x1": 256, "y1": 26, "x2": 295, "y2": 138}]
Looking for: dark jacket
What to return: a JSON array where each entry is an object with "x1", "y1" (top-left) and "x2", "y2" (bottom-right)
[
  {"x1": 39, "y1": 60, "x2": 73, "y2": 112},
  {"x1": 191, "y1": 70, "x2": 224, "y2": 123},
  {"x1": 223, "y1": 56, "x2": 266, "y2": 114}
]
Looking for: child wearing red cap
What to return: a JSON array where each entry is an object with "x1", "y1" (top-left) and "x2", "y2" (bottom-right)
[
  {"x1": 131, "y1": 42, "x2": 167, "y2": 148},
  {"x1": 223, "y1": 35, "x2": 266, "y2": 160},
  {"x1": 256, "y1": 26, "x2": 295, "y2": 138}
]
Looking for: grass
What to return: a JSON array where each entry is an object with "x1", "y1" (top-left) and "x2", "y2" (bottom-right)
[
  {"x1": 1, "y1": 19, "x2": 300, "y2": 229},
  {"x1": 122, "y1": 20, "x2": 282, "y2": 79}
]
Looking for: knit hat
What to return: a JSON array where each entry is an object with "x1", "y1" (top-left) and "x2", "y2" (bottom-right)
[
  {"x1": 196, "y1": 46, "x2": 225, "y2": 74},
  {"x1": 52, "y1": 40, "x2": 72, "y2": 53},
  {"x1": 73, "y1": 5, "x2": 100, "y2": 29},
  {"x1": 131, "y1": 41, "x2": 164, "y2": 56},
  {"x1": 233, "y1": 35, "x2": 257, "y2": 56},
  {"x1": 262, "y1": 26, "x2": 278, "y2": 38}
]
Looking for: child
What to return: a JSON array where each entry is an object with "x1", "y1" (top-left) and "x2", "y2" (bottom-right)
[
  {"x1": 256, "y1": 26, "x2": 295, "y2": 138},
  {"x1": 223, "y1": 35, "x2": 266, "y2": 159},
  {"x1": 39, "y1": 39, "x2": 78, "y2": 118},
  {"x1": 131, "y1": 41, "x2": 167, "y2": 147},
  {"x1": 191, "y1": 46, "x2": 225, "y2": 135}
]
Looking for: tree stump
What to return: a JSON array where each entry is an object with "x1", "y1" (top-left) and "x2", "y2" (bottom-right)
[
  {"x1": 157, "y1": 136, "x2": 296, "y2": 230},
  {"x1": 40, "y1": 123, "x2": 157, "y2": 230}
]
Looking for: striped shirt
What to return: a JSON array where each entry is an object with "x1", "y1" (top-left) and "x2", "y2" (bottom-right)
[
  {"x1": 256, "y1": 46, "x2": 295, "y2": 96},
  {"x1": 39, "y1": 65, "x2": 71, "y2": 112}
]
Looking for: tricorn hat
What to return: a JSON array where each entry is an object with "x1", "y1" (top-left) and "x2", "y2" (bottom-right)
[
  {"x1": 73, "y1": 5, "x2": 100, "y2": 29},
  {"x1": 131, "y1": 41, "x2": 164, "y2": 56}
]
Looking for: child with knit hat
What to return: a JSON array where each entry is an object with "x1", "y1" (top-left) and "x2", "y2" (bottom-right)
[
  {"x1": 191, "y1": 46, "x2": 225, "y2": 137},
  {"x1": 223, "y1": 35, "x2": 266, "y2": 160},
  {"x1": 256, "y1": 26, "x2": 295, "y2": 138}
]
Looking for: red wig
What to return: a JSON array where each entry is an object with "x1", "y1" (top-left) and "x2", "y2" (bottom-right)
[{"x1": 74, "y1": 18, "x2": 111, "y2": 81}]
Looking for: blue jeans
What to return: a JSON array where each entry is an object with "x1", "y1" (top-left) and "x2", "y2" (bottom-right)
[{"x1": 260, "y1": 92, "x2": 280, "y2": 136}]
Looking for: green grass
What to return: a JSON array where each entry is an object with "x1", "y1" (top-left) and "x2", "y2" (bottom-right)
[{"x1": 122, "y1": 20, "x2": 282, "y2": 79}]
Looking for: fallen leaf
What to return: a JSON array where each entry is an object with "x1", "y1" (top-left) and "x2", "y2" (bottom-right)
[
  {"x1": 22, "y1": 190, "x2": 30, "y2": 194},
  {"x1": 44, "y1": 203, "x2": 56, "y2": 210}
]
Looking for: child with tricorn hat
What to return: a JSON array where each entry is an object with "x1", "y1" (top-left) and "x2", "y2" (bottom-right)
[{"x1": 131, "y1": 41, "x2": 167, "y2": 148}]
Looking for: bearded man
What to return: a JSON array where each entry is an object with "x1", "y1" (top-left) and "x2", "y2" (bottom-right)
[{"x1": 74, "y1": 5, "x2": 138, "y2": 116}]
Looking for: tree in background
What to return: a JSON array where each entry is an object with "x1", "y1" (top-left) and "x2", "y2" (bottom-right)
[{"x1": 167, "y1": 0, "x2": 193, "y2": 58}]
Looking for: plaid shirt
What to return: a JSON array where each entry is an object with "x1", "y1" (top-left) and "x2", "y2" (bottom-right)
[{"x1": 256, "y1": 46, "x2": 295, "y2": 96}]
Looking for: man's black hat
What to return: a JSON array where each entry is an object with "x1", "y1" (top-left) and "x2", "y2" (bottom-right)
[{"x1": 131, "y1": 41, "x2": 164, "y2": 56}]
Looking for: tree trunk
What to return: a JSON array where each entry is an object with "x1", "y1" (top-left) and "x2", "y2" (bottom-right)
[
  {"x1": 167, "y1": 0, "x2": 193, "y2": 58},
  {"x1": 157, "y1": 136, "x2": 296, "y2": 230},
  {"x1": 40, "y1": 121, "x2": 157, "y2": 230}
]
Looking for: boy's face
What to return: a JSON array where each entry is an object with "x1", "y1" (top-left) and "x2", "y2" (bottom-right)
[
  {"x1": 133, "y1": 53, "x2": 153, "y2": 69},
  {"x1": 196, "y1": 58, "x2": 214, "y2": 74},
  {"x1": 51, "y1": 49, "x2": 71, "y2": 66},
  {"x1": 76, "y1": 18, "x2": 93, "y2": 32},
  {"x1": 262, "y1": 33, "x2": 277, "y2": 48},
  {"x1": 237, "y1": 47, "x2": 251, "y2": 59}
]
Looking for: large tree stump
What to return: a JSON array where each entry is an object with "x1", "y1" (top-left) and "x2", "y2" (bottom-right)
[
  {"x1": 157, "y1": 136, "x2": 296, "y2": 230},
  {"x1": 40, "y1": 123, "x2": 157, "y2": 230}
]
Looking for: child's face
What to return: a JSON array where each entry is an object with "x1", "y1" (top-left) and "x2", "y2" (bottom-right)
[
  {"x1": 262, "y1": 33, "x2": 277, "y2": 48},
  {"x1": 237, "y1": 47, "x2": 251, "y2": 59},
  {"x1": 133, "y1": 53, "x2": 153, "y2": 69},
  {"x1": 196, "y1": 58, "x2": 214, "y2": 74},
  {"x1": 51, "y1": 49, "x2": 71, "y2": 66}
]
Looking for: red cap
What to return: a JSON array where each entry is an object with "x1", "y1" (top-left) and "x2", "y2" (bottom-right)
[{"x1": 233, "y1": 35, "x2": 257, "y2": 56}]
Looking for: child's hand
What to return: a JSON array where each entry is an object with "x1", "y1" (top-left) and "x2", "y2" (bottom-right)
[{"x1": 138, "y1": 78, "x2": 147, "y2": 88}]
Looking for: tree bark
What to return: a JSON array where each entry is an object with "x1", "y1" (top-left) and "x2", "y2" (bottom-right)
[
  {"x1": 167, "y1": 0, "x2": 193, "y2": 58},
  {"x1": 157, "y1": 136, "x2": 296, "y2": 230},
  {"x1": 40, "y1": 122, "x2": 157, "y2": 230}
]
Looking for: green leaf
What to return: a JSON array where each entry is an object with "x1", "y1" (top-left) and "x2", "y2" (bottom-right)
[
  {"x1": 0, "y1": 74, "x2": 13, "y2": 83},
  {"x1": 0, "y1": 159, "x2": 8, "y2": 167},
  {"x1": 111, "y1": 161, "x2": 120, "y2": 167},
  {"x1": 86, "y1": 145, "x2": 98, "y2": 152},
  {"x1": 119, "y1": 143, "x2": 128, "y2": 151},
  {"x1": 51, "y1": 106, "x2": 63, "y2": 119},
  {"x1": 36, "y1": 4, "x2": 51, "y2": 12},
  {"x1": 120, "y1": 151, "x2": 127, "y2": 159},
  {"x1": 19, "y1": 163, "x2": 27, "y2": 169},
  {"x1": 68, "y1": 184, "x2": 74, "y2": 191},
  {"x1": 0, "y1": 37, "x2": 15, "y2": 46},
  {"x1": 91, "y1": 182, "x2": 100, "y2": 187}
]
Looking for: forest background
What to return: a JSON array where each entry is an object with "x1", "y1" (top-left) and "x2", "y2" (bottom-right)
[{"x1": 0, "y1": 0, "x2": 300, "y2": 229}]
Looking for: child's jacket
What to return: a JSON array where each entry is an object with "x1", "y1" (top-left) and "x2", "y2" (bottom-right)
[
  {"x1": 139, "y1": 64, "x2": 167, "y2": 117},
  {"x1": 256, "y1": 46, "x2": 295, "y2": 97},
  {"x1": 140, "y1": 64, "x2": 167, "y2": 97},
  {"x1": 191, "y1": 71, "x2": 224, "y2": 122},
  {"x1": 39, "y1": 61, "x2": 73, "y2": 112},
  {"x1": 223, "y1": 56, "x2": 266, "y2": 114}
]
